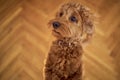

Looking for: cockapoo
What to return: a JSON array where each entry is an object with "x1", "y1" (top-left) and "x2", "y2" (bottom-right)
[{"x1": 44, "y1": 2, "x2": 95, "y2": 80}]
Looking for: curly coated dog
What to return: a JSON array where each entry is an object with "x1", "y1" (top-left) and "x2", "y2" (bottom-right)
[{"x1": 44, "y1": 2, "x2": 95, "y2": 80}]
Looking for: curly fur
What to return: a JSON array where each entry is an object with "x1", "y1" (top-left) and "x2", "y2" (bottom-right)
[
  {"x1": 45, "y1": 38, "x2": 83, "y2": 80},
  {"x1": 44, "y1": 2, "x2": 95, "y2": 80}
]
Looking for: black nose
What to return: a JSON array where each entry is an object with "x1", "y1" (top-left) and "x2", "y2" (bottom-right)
[{"x1": 52, "y1": 22, "x2": 61, "y2": 29}]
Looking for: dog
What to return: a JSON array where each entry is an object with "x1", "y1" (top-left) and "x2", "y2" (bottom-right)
[{"x1": 44, "y1": 2, "x2": 95, "y2": 80}]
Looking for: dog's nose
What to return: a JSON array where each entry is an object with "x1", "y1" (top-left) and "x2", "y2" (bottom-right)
[{"x1": 52, "y1": 22, "x2": 61, "y2": 29}]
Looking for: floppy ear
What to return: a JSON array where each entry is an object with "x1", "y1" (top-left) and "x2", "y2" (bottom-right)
[{"x1": 78, "y1": 4, "x2": 96, "y2": 44}]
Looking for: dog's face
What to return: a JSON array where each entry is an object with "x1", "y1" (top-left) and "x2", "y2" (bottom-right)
[{"x1": 49, "y1": 3, "x2": 95, "y2": 41}]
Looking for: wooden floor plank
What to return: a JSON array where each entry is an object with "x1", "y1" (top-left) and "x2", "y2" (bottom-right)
[{"x1": 0, "y1": 0, "x2": 120, "y2": 80}]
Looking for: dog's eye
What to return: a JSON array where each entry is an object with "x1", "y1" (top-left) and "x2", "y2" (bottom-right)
[
  {"x1": 59, "y1": 12, "x2": 63, "y2": 17},
  {"x1": 70, "y1": 16, "x2": 78, "y2": 22}
]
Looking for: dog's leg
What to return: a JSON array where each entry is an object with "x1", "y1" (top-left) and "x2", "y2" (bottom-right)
[
  {"x1": 45, "y1": 52, "x2": 61, "y2": 80},
  {"x1": 44, "y1": 58, "x2": 52, "y2": 80},
  {"x1": 45, "y1": 66, "x2": 61, "y2": 80},
  {"x1": 67, "y1": 66, "x2": 82, "y2": 80}
]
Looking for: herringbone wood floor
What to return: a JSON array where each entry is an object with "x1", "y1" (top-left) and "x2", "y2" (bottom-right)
[{"x1": 0, "y1": 0, "x2": 120, "y2": 80}]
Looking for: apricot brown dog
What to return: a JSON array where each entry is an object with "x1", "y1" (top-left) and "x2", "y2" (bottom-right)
[{"x1": 44, "y1": 2, "x2": 95, "y2": 80}]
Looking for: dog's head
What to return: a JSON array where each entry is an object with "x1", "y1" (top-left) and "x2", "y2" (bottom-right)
[{"x1": 49, "y1": 3, "x2": 95, "y2": 42}]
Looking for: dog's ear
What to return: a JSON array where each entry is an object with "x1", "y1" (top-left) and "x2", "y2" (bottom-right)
[{"x1": 77, "y1": 4, "x2": 96, "y2": 44}]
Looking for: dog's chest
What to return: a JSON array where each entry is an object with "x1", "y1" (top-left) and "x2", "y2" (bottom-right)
[{"x1": 50, "y1": 38, "x2": 83, "y2": 76}]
